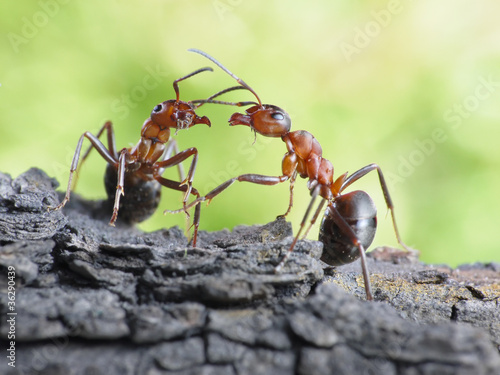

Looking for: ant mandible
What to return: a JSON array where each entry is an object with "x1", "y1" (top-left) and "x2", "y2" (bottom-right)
[
  {"x1": 49, "y1": 66, "x2": 232, "y2": 246},
  {"x1": 174, "y1": 49, "x2": 416, "y2": 300}
]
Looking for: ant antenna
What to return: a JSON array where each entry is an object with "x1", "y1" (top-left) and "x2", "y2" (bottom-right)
[
  {"x1": 192, "y1": 85, "x2": 258, "y2": 108},
  {"x1": 188, "y1": 49, "x2": 263, "y2": 107},
  {"x1": 173, "y1": 66, "x2": 213, "y2": 102}
]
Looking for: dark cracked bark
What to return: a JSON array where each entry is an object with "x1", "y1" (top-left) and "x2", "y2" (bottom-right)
[{"x1": 0, "y1": 168, "x2": 499, "y2": 375}]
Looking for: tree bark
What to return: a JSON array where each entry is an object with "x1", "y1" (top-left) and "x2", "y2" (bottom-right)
[{"x1": 0, "y1": 168, "x2": 498, "y2": 375}]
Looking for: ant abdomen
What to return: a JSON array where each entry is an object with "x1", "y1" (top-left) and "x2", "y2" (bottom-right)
[
  {"x1": 104, "y1": 164, "x2": 161, "y2": 224},
  {"x1": 319, "y1": 190, "x2": 377, "y2": 266}
]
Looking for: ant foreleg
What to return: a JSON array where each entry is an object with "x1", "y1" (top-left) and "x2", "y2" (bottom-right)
[
  {"x1": 278, "y1": 151, "x2": 299, "y2": 217},
  {"x1": 162, "y1": 139, "x2": 190, "y2": 229},
  {"x1": 49, "y1": 131, "x2": 118, "y2": 212},
  {"x1": 172, "y1": 173, "x2": 291, "y2": 214},
  {"x1": 155, "y1": 175, "x2": 202, "y2": 246},
  {"x1": 109, "y1": 150, "x2": 128, "y2": 226},
  {"x1": 340, "y1": 163, "x2": 416, "y2": 254},
  {"x1": 155, "y1": 147, "x2": 199, "y2": 207},
  {"x1": 162, "y1": 140, "x2": 186, "y2": 186},
  {"x1": 221, "y1": 173, "x2": 290, "y2": 195},
  {"x1": 279, "y1": 172, "x2": 297, "y2": 218}
]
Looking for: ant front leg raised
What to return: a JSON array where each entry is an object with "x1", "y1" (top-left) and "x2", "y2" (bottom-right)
[
  {"x1": 154, "y1": 147, "x2": 200, "y2": 205},
  {"x1": 173, "y1": 173, "x2": 291, "y2": 213}
]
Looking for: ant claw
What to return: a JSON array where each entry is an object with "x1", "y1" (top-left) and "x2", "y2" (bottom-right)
[
  {"x1": 47, "y1": 201, "x2": 65, "y2": 212},
  {"x1": 182, "y1": 205, "x2": 191, "y2": 219},
  {"x1": 273, "y1": 260, "x2": 285, "y2": 273}
]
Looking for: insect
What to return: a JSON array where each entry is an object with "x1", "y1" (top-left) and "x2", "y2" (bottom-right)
[
  {"x1": 173, "y1": 49, "x2": 416, "y2": 300},
  {"x1": 49, "y1": 66, "x2": 227, "y2": 245}
]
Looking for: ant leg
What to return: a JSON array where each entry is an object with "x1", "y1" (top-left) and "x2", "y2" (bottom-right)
[
  {"x1": 326, "y1": 204, "x2": 373, "y2": 300},
  {"x1": 80, "y1": 121, "x2": 117, "y2": 163},
  {"x1": 109, "y1": 150, "x2": 128, "y2": 226},
  {"x1": 340, "y1": 163, "x2": 416, "y2": 254},
  {"x1": 302, "y1": 197, "x2": 326, "y2": 239},
  {"x1": 73, "y1": 121, "x2": 117, "y2": 192},
  {"x1": 169, "y1": 173, "x2": 290, "y2": 213},
  {"x1": 156, "y1": 147, "x2": 199, "y2": 207},
  {"x1": 274, "y1": 185, "x2": 322, "y2": 273},
  {"x1": 155, "y1": 175, "x2": 202, "y2": 246},
  {"x1": 279, "y1": 152, "x2": 299, "y2": 217},
  {"x1": 163, "y1": 140, "x2": 195, "y2": 231},
  {"x1": 162, "y1": 140, "x2": 186, "y2": 183},
  {"x1": 191, "y1": 197, "x2": 201, "y2": 246},
  {"x1": 49, "y1": 131, "x2": 118, "y2": 211},
  {"x1": 167, "y1": 151, "x2": 296, "y2": 214},
  {"x1": 279, "y1": 172, "x2": 297, "y2": 218}
]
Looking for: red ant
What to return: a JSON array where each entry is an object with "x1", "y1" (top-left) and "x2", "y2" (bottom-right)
[
  {"x1": 172, "y1": 49, "x2": 416, "y2": 300},
  {"x1": 49, "y1": 66, "x2": 237, "y2": 246}
]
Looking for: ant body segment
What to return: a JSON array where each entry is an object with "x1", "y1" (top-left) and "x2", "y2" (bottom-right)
[
  {"x1": 175, "y1": 49, "x2": 416, "y2": 300},
  {"x1": 50, "y1": 66, "x2": 225, "y2": 245}
]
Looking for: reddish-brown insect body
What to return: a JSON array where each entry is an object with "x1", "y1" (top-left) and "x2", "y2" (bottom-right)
[
  {"x1": 49, "y1": 66, "x2": 219, "y2": 245},
  {"x1": 175, "y1": 49, "x2": 416, "y2": 300}
]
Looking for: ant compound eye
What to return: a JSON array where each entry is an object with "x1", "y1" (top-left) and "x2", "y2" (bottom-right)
[
  {"x1": 153, "y1": 104, "x2": 162, "y2": 113},
  {"x1": 253, "y1": 105, "x2": 291, "y2": 136},
  {"x1": 271, "y1": 112, "x2": 285, "y2": 121}
]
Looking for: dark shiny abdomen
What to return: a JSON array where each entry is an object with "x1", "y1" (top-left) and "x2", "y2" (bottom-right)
[
  {"x1": 319, "y1": 190, "x2": 377, "y2": 266},
  {"x1": 104, "y1": 164, "x2": 162, "y2": 224}
]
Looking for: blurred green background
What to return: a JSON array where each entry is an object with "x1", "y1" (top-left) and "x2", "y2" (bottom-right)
[{"x1": 1, "y1": 1, "x2": 499, "y2": 267}]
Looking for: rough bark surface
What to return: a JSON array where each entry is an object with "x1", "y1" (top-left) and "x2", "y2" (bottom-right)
[{"x1": 0, "y1": 168, "x2": 499, "y2": 375}]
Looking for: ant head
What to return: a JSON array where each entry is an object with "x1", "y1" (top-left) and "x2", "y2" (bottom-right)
[
  {"x1": 150, "y1": 100, "x2": 210, "y2": 130},
  {"x1": 229, "y1": 104, "x2": 291, "y2": 137},
  {"x1": 147, "y1": 66, "x2": 213, "y2": 131}
]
